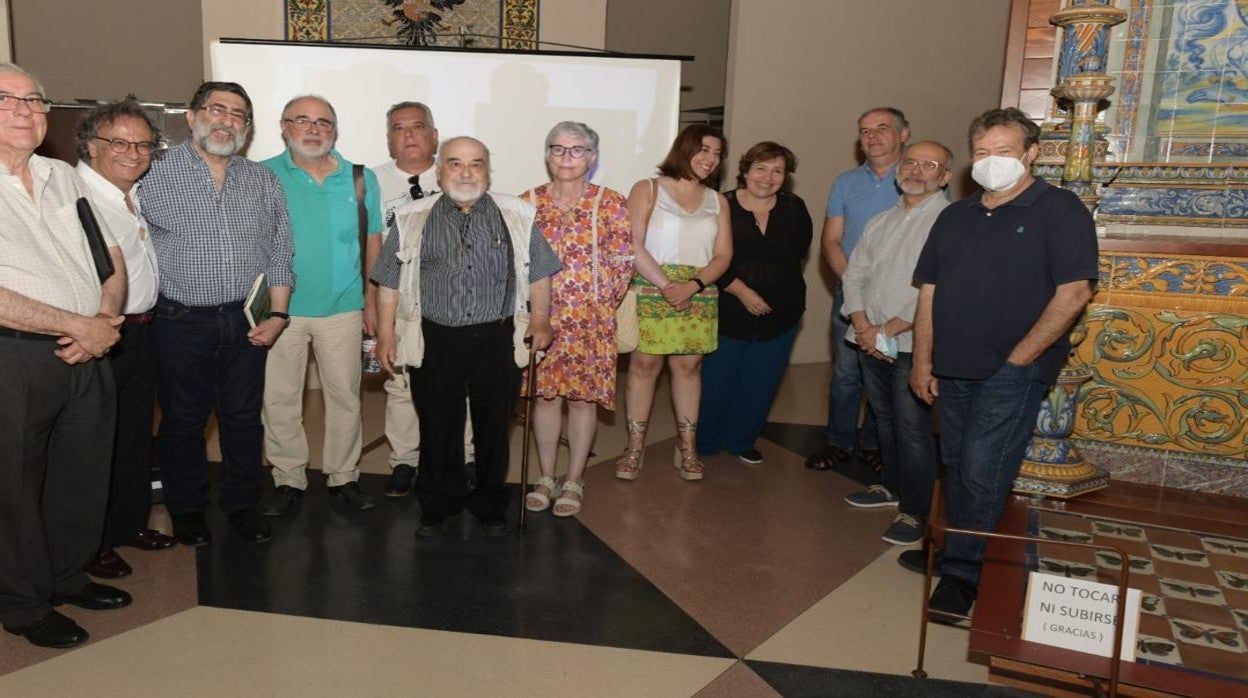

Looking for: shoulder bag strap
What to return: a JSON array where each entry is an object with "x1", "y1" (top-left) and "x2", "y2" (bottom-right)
[{"x1": 353, "y1": 164, "x2": 368, "y2": 293}]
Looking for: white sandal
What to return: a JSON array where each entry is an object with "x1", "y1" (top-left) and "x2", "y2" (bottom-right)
[
  {"x1": 553, "y1": 480, "x2": 584, "y2": 518},
  {"x1": 525, "y1": 475, "x2": 558, "y2": 512}
]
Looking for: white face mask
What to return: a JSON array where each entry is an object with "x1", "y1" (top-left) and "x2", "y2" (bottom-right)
[{"x1": 971, "y1": 155, "x2": 1027, "y2": 192}]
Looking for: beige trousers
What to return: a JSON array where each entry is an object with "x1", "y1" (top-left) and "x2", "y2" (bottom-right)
[
  {"x1": 384, "y1": 372, "x2": 475, "y2": 468},
  {"x1": 263, "y1": 311, "x2": 363, "y2": 488}
]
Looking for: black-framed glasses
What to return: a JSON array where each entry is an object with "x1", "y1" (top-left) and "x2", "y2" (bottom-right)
[
  {"x1": 0, "y1": 94, "x2": 53, "y2": 113},
  {"x1": 899, "y1": 157, "x2": 944, "y2": 173},
  {"x1": 408, "y1": 175, "x2": 424, "y2": 200},
  {"x1": 92, "y1": 136, "x2": 158, "y2": 155},
  {"x1": 548, "y1": 144, "x2": 592, "y2": 159},
  {"x1": 283, "y1": 117, "x2": 335, "y2": 132},
  {"x1": 199, "y1": 103, "x2": 251, "y2": 124}
]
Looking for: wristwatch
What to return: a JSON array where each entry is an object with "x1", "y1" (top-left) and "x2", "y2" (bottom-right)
[
  {"x1": 270, "y1": 311, "x2": 291, "y2": 325},
  {"x1": 690, "y1": 277, "x2": 707, "y2": 292}
]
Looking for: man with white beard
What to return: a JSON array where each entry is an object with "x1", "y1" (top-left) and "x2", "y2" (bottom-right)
[
  {"x1": 259, "y1": 95, "x2": 383, "y2": 515},
  {"x1": 371, "y1": 137, "x2": 558, "y2": 538},
  {"x1": 139, "y1": 82, "x2": 293, "y2": 547}
]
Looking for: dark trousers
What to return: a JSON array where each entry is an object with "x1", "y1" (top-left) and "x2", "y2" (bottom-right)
[
  {"x1": 826, "y1": 291, "x2": 878, "y2": 451},
  {"x1": 697, "y1": 327, "x2": 797, "y2": 455},
  {"x1": 858, "y1": 352, "x2": 937, "y2": 519},
  {"x1": 102, "y1": 319, "x2": 157, "y2": 548},
  {"x1": 410, "y1": 318, "x2": 521, "y2": 523},
  {"x1": 938, "y1": 361, "x2": 1048, "y2": 586},
  {"x1": 154, "y1": 297, "x2": 266, "y2": 514},
  {"x1": 0, "y1": 335, "x2": 114, "y2": 628}
]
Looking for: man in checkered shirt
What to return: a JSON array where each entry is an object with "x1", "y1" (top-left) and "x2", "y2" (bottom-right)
[{"x1": 139, "y1": 81, "x2": 294, "y2": 548}]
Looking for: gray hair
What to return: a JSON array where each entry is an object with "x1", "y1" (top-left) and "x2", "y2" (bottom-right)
[
  {"x1": 386, "y1": 100, "x2": 435, "y2": 127},
  {"x1": 0, "y1": 62, "x2": 47, "y2": 97},
  {"x1": 858, "y1": 106, "x2": 909, "y2": 132},
  {"x1": 544, "y1": 121, "x2": 599, "y2": 153},
  {"x1": 281, "y1": 94, "x2": 337, "y2": 122}
]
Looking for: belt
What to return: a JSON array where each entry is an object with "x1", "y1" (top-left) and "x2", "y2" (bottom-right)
[
  {"x1": 0, "y1": 326, "x2": 60, "y2": 341},
  {"x1": 158, "y1": 295, "x2": 246, "y2": 313},
  {"x1": 125, "y1": 312, "x2": 155, "y2": 325}
]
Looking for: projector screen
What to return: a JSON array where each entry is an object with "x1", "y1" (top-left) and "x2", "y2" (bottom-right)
[{"x1": 208, "y1": 40, "x2": 683, "y2": 197}]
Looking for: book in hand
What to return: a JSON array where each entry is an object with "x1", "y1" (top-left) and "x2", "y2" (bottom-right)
[
  {"x1": 76, "y1": 197, "x2": 114, "y2": 283},
  {"x1": 244, "y1": 273, "x2": 271, "y2": 329}
]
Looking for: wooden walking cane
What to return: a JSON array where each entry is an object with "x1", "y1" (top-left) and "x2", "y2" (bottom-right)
[{"x1": 518, "y1": 342, "x2": 538, "y2": 532}]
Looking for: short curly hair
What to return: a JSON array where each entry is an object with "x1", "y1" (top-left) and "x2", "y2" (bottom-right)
[
  {"x1": 75, "y1": 97, "x2": 160, "y2": 162},
  {"x1": 734, "y1": 141, "x2": 798, "y2": 193}
]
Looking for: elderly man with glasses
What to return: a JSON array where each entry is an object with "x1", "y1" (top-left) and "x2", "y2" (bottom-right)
[
  {"x1": 839, "y1": 140, "x2": 952, "y2": 548},
  {"x1": 0, "y1": 63, "x2": 131, "y2": 648},
  {"x1": 138, "y1": 81, "x2": 293, "y2": 547},
  {"x1": 258, "y1": 95, "x2": 383, "y2": 516},
  {"x1": 74, "y1": 97, "x2": 179, "y2": 581}
]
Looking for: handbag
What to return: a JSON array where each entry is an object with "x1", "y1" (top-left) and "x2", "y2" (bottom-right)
[{"x1": 615, "y1": 178, "x2": 657, "y2": 353}]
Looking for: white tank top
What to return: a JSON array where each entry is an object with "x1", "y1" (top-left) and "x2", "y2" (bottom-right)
[{"x1": 644, "y1": 182, "x2": 720, "y2": 267}]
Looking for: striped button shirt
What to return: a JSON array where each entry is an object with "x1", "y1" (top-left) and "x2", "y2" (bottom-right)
[
  {"x1": 372, "y1": 194, "x2": 560, "y2": 326},
  {"x1": 138, "y1": 142, "x2": 294, "y2": 305}
]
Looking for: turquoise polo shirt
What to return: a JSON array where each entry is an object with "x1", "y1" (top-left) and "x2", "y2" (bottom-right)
[
  {"x1": 824, "y1": 163, "x2": 900, "y2": 256},
  {"x1": 262, "y1": 149, "x2": 383, "y2": 317}
]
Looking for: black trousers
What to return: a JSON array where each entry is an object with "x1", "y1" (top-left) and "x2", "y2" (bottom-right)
[
  {"x1": 102, "y1": 318, "x2": 157, "y2": 548},
  {"x1": 411, "y1": 318, "x2": 520, "y2": 523},
  {"x1": 0, "y1": 334, "x2": 114, "y2": 629}
]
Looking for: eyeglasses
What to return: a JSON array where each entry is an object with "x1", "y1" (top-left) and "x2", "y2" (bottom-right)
[
  {"x1": 283, "y1": 117, "x2": 335, "y2": 132},
  {"x1": 899, "y1": 157, "x2": 944, "y2": 173},
  {"x1": 199, "y1": 103, "x2": 251, "y2": 124},
  {"x1": 92, "y1": 136, "x2": 158, "y2": 155},
  {"x1": 0, "y1": 94, "x2": 53, "y2": 113},
  {"x1": 408, "y1": 175, "x2": 425, "y2": 201},
  {"x1": 548, "y1": 144, "x2": 592, "y2": 159}
]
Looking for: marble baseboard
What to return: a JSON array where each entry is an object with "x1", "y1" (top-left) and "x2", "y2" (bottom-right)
[{"x1": 1076, "y1": 441, "x2": 1248, "y2": 498}]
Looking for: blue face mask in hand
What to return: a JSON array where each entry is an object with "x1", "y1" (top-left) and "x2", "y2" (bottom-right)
[{"x1": 875, "y1": 332, "x2": 899, "y2": 360}]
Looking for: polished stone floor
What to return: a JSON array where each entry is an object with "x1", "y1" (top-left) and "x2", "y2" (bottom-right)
[{"x1": 0, "y1": 364, "x2": 1032, "y2": 697}]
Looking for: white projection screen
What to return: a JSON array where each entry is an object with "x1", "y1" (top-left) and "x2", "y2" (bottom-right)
[{"x1": 209, "y1": 40, "x2": 683, "y2": 196}]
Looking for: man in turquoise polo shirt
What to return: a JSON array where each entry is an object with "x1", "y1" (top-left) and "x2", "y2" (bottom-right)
[{"x1": 260, "y1": 95, "x2": 383, "y2": 515}]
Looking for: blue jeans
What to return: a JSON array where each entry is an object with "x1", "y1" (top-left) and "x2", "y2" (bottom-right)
[
  {"x1": 858, "y1": 352, "x2": 936, "y2": 519},
  {"x1": 825, "y1": 294, "x2": 877, "y2": 451},
  {"x1": 697, "y1": 327, "x2": 797, "y2": 455},
  {"x1": 938, "y1": 361, "x2": 1049, "y2": 586},
  {"x1": 154, "y1": 297, "x2": 267, "y2": 514}
]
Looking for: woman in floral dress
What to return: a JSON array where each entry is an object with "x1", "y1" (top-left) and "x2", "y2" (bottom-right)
[{"x1": 521, "y1": 121, "x2": 633, "y2": 516}]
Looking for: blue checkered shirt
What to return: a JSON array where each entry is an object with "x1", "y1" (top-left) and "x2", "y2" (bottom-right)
[{"x1": 139, "y1": 142, "x2": 294, "y2": 305}]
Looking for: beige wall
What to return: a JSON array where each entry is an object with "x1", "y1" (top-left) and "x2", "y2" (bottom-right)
[
  {"x1": 540, "y1": 0, "x2": 606, "y2": 50},
  {"x1": 200, "y1": 0, "x2": 284, "y2": 80},
  {"x1": 1, "y1": 0, "x2": 11, "y2": 63},
  {"x1": 10, "y1": 0, "x2": 202, "y2": 102},
  {"x1": 606, "y1": 0, "x2": 729, "y2": 113},
  {"x1": 725, "y1": 0, "x2": 1012, "y2": 364}
]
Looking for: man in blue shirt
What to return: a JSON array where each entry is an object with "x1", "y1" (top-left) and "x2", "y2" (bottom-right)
[
  {"x1": 910, "y1": 108, "x2": 1097, "y2": 622},
  {"x1": 260, "y1": 96, "x2": 384, "y2": 516},
  {"x1": 141, "y1": 82, "x2": 294, "y2": 547},
  {"x1": 806, "y1": 107, "x2": 910, "y2": 471}
]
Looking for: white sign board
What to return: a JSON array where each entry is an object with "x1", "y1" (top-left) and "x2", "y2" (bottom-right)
[{"x1": 1022, "y1": 571, "x2": 1142, "y2": 660}]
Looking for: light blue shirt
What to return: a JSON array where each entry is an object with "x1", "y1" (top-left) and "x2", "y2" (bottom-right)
[
  {"x1": 262, "y1": 149, "x2": 382, "y2": 317},
  {"x1": 824, "y1": 163, "x2": 900, "y2": 257}
]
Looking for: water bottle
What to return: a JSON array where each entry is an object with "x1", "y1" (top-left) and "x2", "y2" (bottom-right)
[{"x1": 361, "y1": 337, "x2": 381, "y2": 374}]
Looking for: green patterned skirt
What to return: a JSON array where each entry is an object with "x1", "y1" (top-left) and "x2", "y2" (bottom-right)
[{"x1": 634, "y1": 264, "x2": 717, "y2": 355}]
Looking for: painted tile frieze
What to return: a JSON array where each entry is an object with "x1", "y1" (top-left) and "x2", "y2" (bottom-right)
[
  {"x1": 1073, "y1": 304, "x2": 1248, "y2": 461},
  {"x1": 284, "y1": 0, "x2": 539, "y2": 49}
]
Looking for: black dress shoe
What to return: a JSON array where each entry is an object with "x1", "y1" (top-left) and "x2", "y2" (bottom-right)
[
  {"x1": 415, "y1": 519, "x2": 445, "y2": 538},
  {"x1": 928, "y1": 575, "x2": 978, "y2": 626},
  {"x1": 383, "y1": 464, "x2": 416, "y2": 497},
  {"x1": 262, "y1": 485, "x2": 303, "y2": 517},
  {"x1": 328, "y1": 481, "x2": 376, "y2": 510},
  {"x1": 124, "y1": 528, "x2": 177, "y2": 551},
  {"x1": 4, "y1": 610, "x2": 88, "y2": 648},
  {"x1": 479, "y1": 518, "x2": 510, "y2": 538},
  {"x1": 898, "y1": 548, "x2": 942, "y2": 576},
  {"x1": 52, "y1": 582, "x2": 132, "y2": 611},
  {"x1": 84, "y1": 548, "x2": 132, "y2": 579},
  {"x1": 229, "y1": 508, "x2": 272, "y2": 544},
  {"x1": 171, "y1": 512, "x2": 212, "y2": 547}
]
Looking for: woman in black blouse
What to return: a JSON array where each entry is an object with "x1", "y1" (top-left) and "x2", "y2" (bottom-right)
[{"x1": 696, "y1": 142, "x2": 812, "y2": 464}]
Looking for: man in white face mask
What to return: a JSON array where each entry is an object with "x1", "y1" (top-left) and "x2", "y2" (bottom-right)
[{"x1": 907, "y1": 108, "x2": 1099, "y2": 622}]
